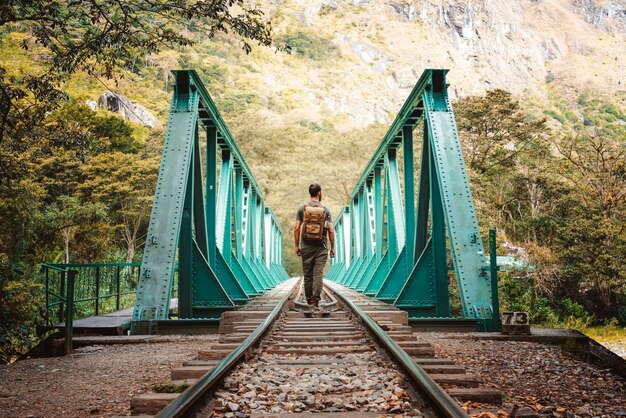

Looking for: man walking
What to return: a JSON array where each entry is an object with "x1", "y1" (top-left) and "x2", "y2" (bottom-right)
[{"x1": 294, "y1": 183, "x2": 335, "y2": 311}]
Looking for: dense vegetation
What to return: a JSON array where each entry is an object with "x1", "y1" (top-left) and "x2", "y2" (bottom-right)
[
  {"x1": 0, "y1": 0, "x2": 281, "y2": 363},
  {"x1": 454, "y1": 90, "x2": 625, "y2": 327},
  {"x1": 1, "y1": 2, "x2": 625, "y2": 363}
]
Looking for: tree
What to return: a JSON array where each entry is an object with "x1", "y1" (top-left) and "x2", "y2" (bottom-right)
[
  {"x1": 554, "y1": 128, "x2": 625, "y2": 219},
  {"x1": 44, "y1": 195, "x2": 107, "y2": 263},
  {"x1": 0, "y1": 0, "x2": 283, "y2": 145},
  {"x1": 455, "y1": 90, "x2": 626, "y2": 321},
  {"x1": 80, "y1": 152, "x2": 159, "y2": 262},
  {"x1": 551, "y1": 127, "x2": 626, "y2": 318},
  {"x1": 455, "y1": 90, "x2": 555, "y2": 239},
  {"x1": 0, "y1": 178, "x2": 46, "y2": 267},
  {"x1": 555, "y1": 210, "x2": 625, "y2": 318},
  {"x1": 0, "y1": 102, "x2": 148, "y2": 263},
  {"x1": 454, "y1": 89, "x2": 547, "y2": 174},
  {"x1": 0, "y1": 255, "x2": 43, "y2": 364}
]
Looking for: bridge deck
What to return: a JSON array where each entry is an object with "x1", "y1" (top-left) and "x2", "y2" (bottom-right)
[{"x1": 51, "y1": 299, "x2": 179, "y2": 336}]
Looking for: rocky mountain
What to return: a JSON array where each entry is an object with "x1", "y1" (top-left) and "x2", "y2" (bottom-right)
[
  {"x1": 174, "y1": 0, "x2": 618, "y2": 130},
  {"x1": 66, "y1": 0, "x2": 623, "y2": 133}
]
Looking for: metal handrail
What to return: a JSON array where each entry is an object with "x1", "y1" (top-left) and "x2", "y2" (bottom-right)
[
  {"x1": 39, "y1": 263, "x2": 68, "y2": 272},
  {"x1": 155, "y1": 278, "x2": 300, "y2": 418},
  {"x1": 40, "y1": 263, "x2": 140, "y2": 321},
  {"x1": 39, "y1": 265, "x2": 77, "y2": 355},
  {"x1": 45, "y1": 262, "x2": 141, "y2": 268},
  {"x1": 69, "y1": 292, "x2": 135, "y2": 304},
  {"x1": 328, "y1": 282, "x2": 469, "y2": 418}
]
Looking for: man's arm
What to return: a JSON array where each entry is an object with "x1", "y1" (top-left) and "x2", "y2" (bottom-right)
[
  {"x1": 294, "y1": 220, "x2": 302, "y2": 257},
  {"x1": 327, "y1": 221, "x2": 335, "y2": 258}
]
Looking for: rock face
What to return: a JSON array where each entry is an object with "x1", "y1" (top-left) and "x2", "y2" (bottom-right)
[
  {"x1": 268, "y1": 0, "x2": 624, "y2": 128},
  {"x1": 85, "y1": 100, "x2": 98, "y2": 112},
  {"x1": 83, "y1": 1, "x2": 622, "y2": 130},
  {"x1": 97, "y1": 91, "x2": 158, "y2": 128},
  {"x1": 572, "y1": 0, "x2": 626, "y2": 32}
]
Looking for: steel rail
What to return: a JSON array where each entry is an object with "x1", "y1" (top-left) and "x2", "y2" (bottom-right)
[
  {"x1": 329, "y1": 284, "x2": 469, "y2": 418},
  {"x1": 293, "y1": 282, "x2": 339, "y2": 310},
  {"x1": 155, "y1": 279, "x2": 300, "y2": 418}
]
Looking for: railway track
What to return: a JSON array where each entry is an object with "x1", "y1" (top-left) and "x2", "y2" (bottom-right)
[{"x1": 127, "y1": 278, "x2": 501, "y2": 418}]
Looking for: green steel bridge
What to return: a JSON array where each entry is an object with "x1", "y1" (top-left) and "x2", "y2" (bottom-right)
[{"x1": 41, "y1": 68, "x2": 501, "y2": 336}]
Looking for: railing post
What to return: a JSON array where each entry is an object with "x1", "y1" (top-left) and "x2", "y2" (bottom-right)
[
  {"x1": 45, "y1": 267, "x2": 50, "y2": 323},
  {"x1": 489, "y1": 229, "x2": 501, "y2": 332},
  {"x1": 116, "y1": 265, "x2": 121, "y2": 311},
  {"x1": 58, "y1": 270, "x2": 66, "y2": 323},
  {"x1": 64, "y1": 270, "x2": 76, "y2": 355},
  {"x1": 95, "y1": 266, "x2": 100, "y2": 316}
]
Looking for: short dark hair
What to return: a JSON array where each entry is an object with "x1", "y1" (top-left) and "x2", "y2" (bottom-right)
[{"x1": 309, "y1": 183, "x2": 322, "y2": 197}]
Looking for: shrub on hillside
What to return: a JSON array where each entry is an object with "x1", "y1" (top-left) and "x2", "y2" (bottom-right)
[{"x1": 277, "y1": 31, "x2": 339, "y2": 61}]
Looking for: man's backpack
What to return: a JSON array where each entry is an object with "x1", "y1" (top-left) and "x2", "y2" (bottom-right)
[{"x1": 302, "y1": 203, "x2": 326, "y2": 243}]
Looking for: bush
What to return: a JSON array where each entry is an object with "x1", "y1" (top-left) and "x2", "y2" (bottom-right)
[
  {"x1": 560, "y1": 298, "x2": 590, "y2": 322},
  {"x1": 277, "y1": 31, "x2": 339, "y2": 61},
  {"x1": 0, "y1": 258, "x2": 43, "y2": 364},
  {"x1": 498, "y1": 273, "x2": 595, "y2": 327},
  {"x1": 217, "y1": 92, "x2": 263, "y2": 112}
]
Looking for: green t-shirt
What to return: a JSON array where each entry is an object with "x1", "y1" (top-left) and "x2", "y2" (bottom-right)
[{"x1": 296, "y1": 201, "x2": 332, "y2": 249}]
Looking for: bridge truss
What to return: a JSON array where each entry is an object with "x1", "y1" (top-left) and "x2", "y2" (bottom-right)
[
  {"x1": 327, "y1": 69, "x2": 500, "y2": 331},
  {"x1": 131, "y1": 68, "x2": 499, "y2": 334},
  {"x1": 132, "y1": 71, "x2": 288, "y2": 334}
]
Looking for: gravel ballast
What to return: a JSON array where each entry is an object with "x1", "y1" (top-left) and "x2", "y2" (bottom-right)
[
  {"x1": 2, "y1": 333, "x2": 625, "y2": 417},
  {"x1": 213, "y1": 351, "x2": 426, "y2": 417},
  {"x1": 0, "y1": 335, "x2": 219, "y2": 418},
  {"x1": 419, "y1": 332, "x2": 626, "y2": 417}
]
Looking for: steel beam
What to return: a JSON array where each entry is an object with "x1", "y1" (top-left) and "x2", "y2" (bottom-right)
[
  {"x1": 132, "y1": 71, "x2": 288, "y2": 333},
  {"x1": 329, "y1": 69, "x2": 500, "y2": 330}
]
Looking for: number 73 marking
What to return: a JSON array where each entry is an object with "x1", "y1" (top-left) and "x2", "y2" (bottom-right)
[{"x1": 502, "y1": 311, "x2": 529, "y2": 325}]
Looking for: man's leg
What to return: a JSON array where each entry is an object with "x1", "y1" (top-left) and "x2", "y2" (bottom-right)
[
  {"x1": 301, "y1": 247, "x2": 316, "y2": 304},
  {"x1": 311, "y1": 247, "x2": 328, "y2": 306}
]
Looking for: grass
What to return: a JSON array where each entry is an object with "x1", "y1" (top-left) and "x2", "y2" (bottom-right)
[
  {"x1": 533, "y1": 312, "x2": 626, "y2": 343},
  {"x1": 541, "y1": 319, "x2": 626, "y2": 343},
  {"x1": 582, "y1": 323, "x2": 626, "y2": 343}
]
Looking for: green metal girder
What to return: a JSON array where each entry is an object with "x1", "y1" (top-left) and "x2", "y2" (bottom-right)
[
  {"x1": 132, "y1": 76, "x2": 201, "y2": 326},
  {"x1": 363, "y1": 251, "x2": 392, "y2": 295},
  {"x1": 386, "y1": 150, "x2": 405, "y2": 259},
  {"x1": 375, "y1": 247, "x2": 408, "y2": 301},
  {"x1": 394, "y1": 240, "x2": 437, "y2": 317},
  {"x1": 329, "y1": 69, "x2": 499, "y2": 329},
  {"x1": 132, "y1": 70, "x2": 288, "y2": 332},
  {"x1": 354, "y1": 255, "x2": 380, "y2": 291},
  {"x1": 427, "y1": 146, "x2": 450, "y2": 316},
  {"x1": 423, "y1": 74, "x2": 493, "y2": 319}
]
